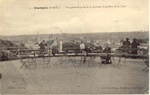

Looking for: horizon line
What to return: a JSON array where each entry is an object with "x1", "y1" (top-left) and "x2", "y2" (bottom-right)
[{"x1": 0, "y1": 31, "x2": 149, "y2": 36}]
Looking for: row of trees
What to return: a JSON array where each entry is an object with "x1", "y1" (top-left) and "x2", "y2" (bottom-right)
[{"x1": 120, "y1": 38, "x2": 148, "y2": 44}]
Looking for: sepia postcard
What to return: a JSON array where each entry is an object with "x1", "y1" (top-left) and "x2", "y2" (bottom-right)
[{"x1": 0, "y1": 0, "x2": 149, "y2": 94}]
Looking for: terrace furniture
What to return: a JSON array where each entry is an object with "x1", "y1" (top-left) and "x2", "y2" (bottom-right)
[{"x1": 142, "y1": 55, "x2": 149, "y2": 71}]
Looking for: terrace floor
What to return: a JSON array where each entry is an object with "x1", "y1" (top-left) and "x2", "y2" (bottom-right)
[{"x1": 0, "y1": 56, "x2": 149, "y2": 94}]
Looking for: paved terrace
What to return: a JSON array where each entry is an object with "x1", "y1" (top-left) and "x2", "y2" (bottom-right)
[{"x1": 0, "y1": 57, "x2": 149, "y2": 94}]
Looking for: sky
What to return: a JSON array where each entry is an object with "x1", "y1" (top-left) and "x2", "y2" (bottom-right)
[{"x1": 0, "y1": 0, "x2": 149, "y2": 35}]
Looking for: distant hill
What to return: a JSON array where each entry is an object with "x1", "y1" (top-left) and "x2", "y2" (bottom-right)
[{"x1": 0, "y1": 32, "x2": 149, "y2": 43}]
